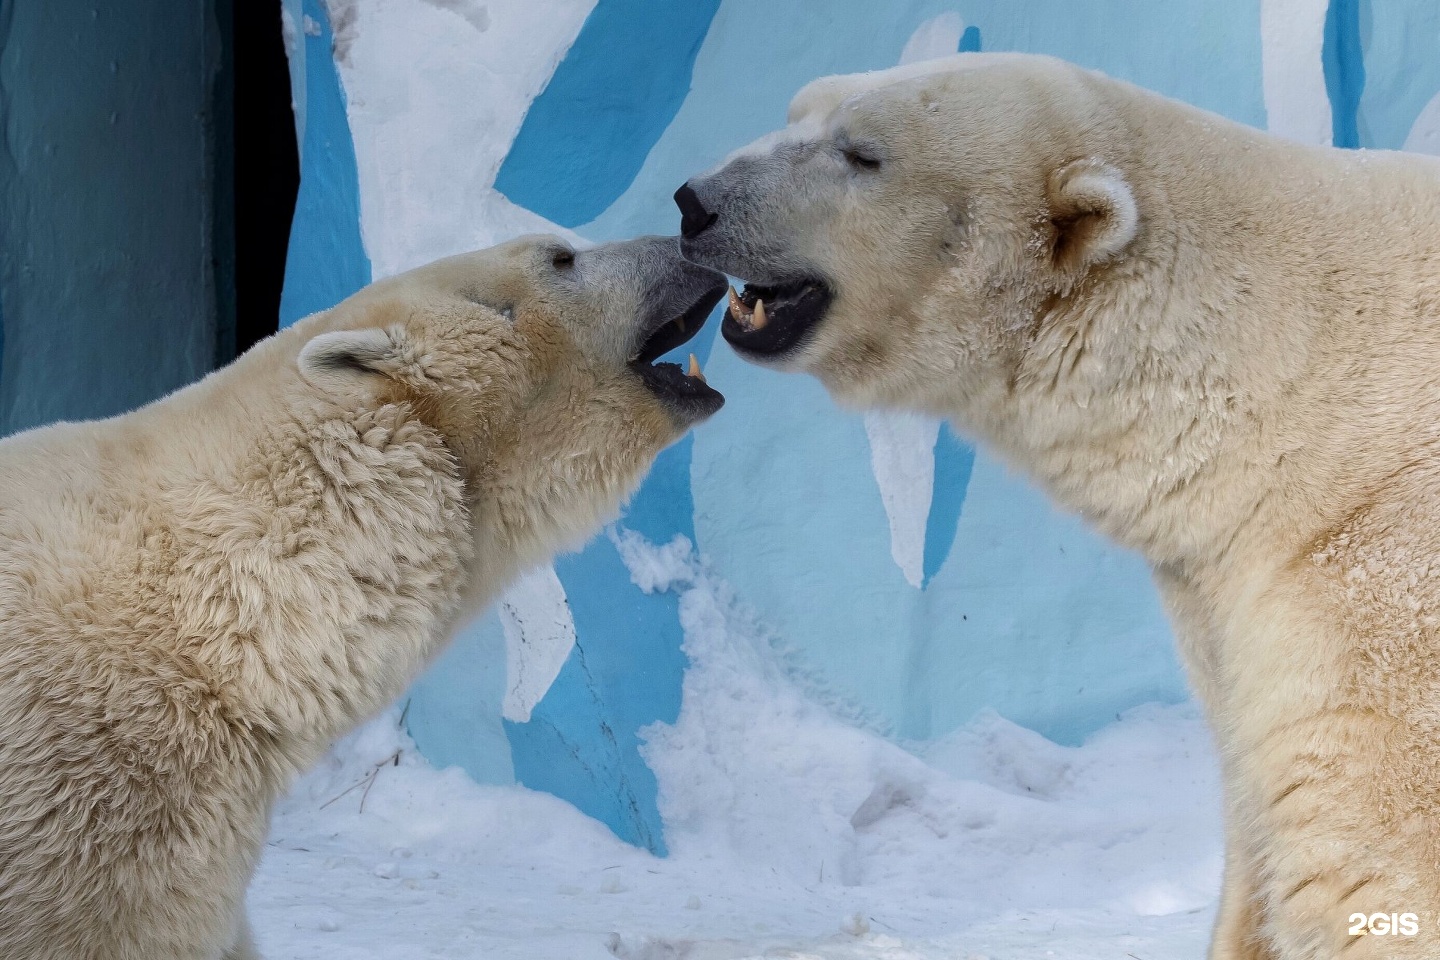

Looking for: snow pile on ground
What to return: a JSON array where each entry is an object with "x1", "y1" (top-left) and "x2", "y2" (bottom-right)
[{"x1": 251, "y1": 534, "x2": 1223, "y2": 959}]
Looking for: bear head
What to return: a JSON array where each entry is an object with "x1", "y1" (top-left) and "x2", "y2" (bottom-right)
[
  {"x1": 675, "y1": 53, "x2": 1143, "y2": 423},
  {"x1": 296, "y1": 234, "x2": 726, "y2": 580}
]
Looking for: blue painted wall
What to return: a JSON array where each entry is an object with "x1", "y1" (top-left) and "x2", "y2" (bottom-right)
[
  {"x1": 924, "y1": 425, "x2": 975, "y2": 590},
  {"x1": 278, "y1": 0, "x2": 370, "y2": 326},
  {"x1": 0, "y1": 0, "x2": 220, "y2": 436},
  {"x1": 494, "y1": 0, "x2": 722, "y2": 227},
  {"x1": 563, "y1": 0, "x2": 1259, "y2": 765},
  {"x1": 281, "y1": 0, "x2": 1440, "y2": 852},
  {"x1": 1324, "y1": 0, "x2": 1367, "y2": 148},
  {"x1": 1355, "y1": 0, "x2": 1440, "y2": 150}
]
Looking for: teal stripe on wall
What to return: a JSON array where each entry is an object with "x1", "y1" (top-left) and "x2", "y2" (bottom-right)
[
  {"x1": 1323, "y1": 0, "x2": 1368, "y2": 148},
  {"x1": 279, "y1": 0, "x2": 370, "y2": 327}
]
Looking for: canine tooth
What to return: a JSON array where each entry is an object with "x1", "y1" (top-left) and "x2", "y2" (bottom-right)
[
  {"x1": 676, "y1": 317, "x2": 687, "y2": 333},
  {"x1": 687, "y1": 353, "x2": 706, "y2": 382},
  {"x1": 752, "y1": 298, "x2": 768, "y2": 330},
  {"x1": 727, "y1": 285, "x2": 753, "y2": 328}
]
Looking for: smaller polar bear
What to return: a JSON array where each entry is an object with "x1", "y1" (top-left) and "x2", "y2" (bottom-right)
[
  {"x1": 0, "y1": 236, "x2": 726, "y2": 959},
  {"x1": 676, "y1": 54, "x2": 1439, "y2": 960}
]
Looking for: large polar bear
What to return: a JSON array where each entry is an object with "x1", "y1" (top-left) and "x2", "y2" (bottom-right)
[
  {"x1": 0, "y1": 236, "x2": 725, "y2": 959},
  {"x1": 675, "y1": 54, "x2": 1439, "y2": 959}
]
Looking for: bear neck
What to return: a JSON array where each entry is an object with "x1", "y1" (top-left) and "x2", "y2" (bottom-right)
[
  {"x1": 125, "y1": 321, "x2": 477, "y2": 784},
  {"x1": 974, "y1": 111, "x2": 1440, "y2": 595}
]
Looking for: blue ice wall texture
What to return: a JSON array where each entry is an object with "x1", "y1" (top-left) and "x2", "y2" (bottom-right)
[{"x1": 281, "y1": 0, "x2": 1440, "y2": 852}]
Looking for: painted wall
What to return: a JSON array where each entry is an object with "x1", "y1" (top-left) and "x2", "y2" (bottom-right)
[
  {"x1": 281, "y1": 0, "x2": 1440, "y2": 852},
  {"x1": 0, "y1": 0, "x2": 222, "y2": 436}
]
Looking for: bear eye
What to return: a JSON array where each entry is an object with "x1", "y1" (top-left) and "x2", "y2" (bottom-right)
[
  {"x1": 842, "y1": 146, "x2": 882, "y2": 171},
  {"x1": 551, "y1": 247, "x2": 576, "y2": 270}
]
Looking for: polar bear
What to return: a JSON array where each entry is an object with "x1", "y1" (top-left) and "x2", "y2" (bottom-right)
[
  {"x1": 675, "y1": 54, "x2": 1440, "y2": 959},
  {"x1": 0, "y1": 235, "x2": 725, "y2": 959}
]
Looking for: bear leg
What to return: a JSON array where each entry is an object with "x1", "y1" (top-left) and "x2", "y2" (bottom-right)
[
  {"x1": 1210, "y1": 837, "x2": 1276, "y2": 960},
  {"x1": 1239, "y1": 712, "x2": 1438, "y2": 959}
]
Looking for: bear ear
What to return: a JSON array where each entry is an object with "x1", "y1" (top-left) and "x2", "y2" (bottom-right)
[
  {"x1": 298, "y1": 328, "x2": 400, "y2": 395},
  {"x1": 1045, "y1": 159, "x2": 1138, "y2": 276}
]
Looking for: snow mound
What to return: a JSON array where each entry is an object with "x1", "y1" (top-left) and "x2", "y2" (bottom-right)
[{"x1": 252, "y1": 532, "x2": 1223, "y2": 959}]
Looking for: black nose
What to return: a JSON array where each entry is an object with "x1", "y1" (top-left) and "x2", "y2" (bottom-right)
[{"x1": 674, "y1": 182, "x2": 717, "y2": 239}]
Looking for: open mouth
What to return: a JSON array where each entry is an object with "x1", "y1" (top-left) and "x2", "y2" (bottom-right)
[
  {"x1": 720, "y1": 278, "x2": 833, "y2": 360},
  {"x1": 628, "y1": 283, "x2": 727, "y2": 421}
]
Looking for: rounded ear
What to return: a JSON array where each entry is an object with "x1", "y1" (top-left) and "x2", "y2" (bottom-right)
[
  {"x1": 298, "y1": 328, "x2": 399, "y2": 395},
  {"x1": 1045, "y1": 159, "x2": 1138, "y2": 276},
  {"x1": 788, "y1": 75, "x2": 857, "y2": 125}
]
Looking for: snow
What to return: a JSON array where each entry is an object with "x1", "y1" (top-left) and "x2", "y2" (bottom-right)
[{"x1": 251, "y1": 534, "x2": 1223, "y2": 959}]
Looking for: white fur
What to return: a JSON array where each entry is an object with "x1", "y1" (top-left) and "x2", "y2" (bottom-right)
[
  {"x1": 0, "y1": 237, "x2": 705, "y2": 958},
  {"x1": 701, "y1": 54, "x2": 1440, "y2": 959}
]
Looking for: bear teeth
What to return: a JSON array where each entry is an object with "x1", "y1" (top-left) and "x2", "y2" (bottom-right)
[
  {"x1": 727, "y1": 285, "x2": 754, "y2": 329},
  {"x1": 687, "y1": 353, "x2": 705, "y2": 382},
  {"x1": 751, "y1": 297, "x2": 768, "y2": 330}
]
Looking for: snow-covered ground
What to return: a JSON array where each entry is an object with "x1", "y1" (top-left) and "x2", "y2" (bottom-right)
[{"x1": 250, "y1": 534, "x2": 1223, "y2": 959}]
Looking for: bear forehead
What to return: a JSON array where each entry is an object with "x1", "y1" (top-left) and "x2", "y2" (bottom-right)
[{"x1": 787, "y1": 52, "x2": 1072, "y2": 127}]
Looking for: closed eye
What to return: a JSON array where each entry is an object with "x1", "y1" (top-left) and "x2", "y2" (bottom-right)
[
  {"x1": 840, "y1": 136, "x2": 881, "y2": 170},
  {"x1": 842, "y1": 144, "x2": 882, "y2": 171},
  {"x1": 551, "y1": 247, "x2": 576, "y2": 269}
]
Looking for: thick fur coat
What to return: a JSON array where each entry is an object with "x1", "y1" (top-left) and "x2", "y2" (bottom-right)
[
  {"x1": 0, "y1": 236, "x2": 724, "y2": 958},
  {"x1": 678, "y1": 53, "x2": 1440, "y2": 959}
]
